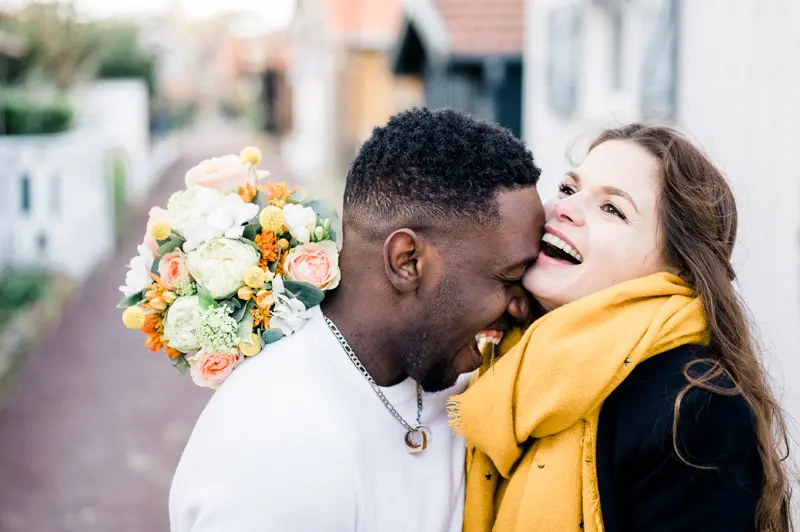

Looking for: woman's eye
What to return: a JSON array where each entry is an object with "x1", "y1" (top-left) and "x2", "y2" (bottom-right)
[
  {"x1": 558, "y1": 183, "x2": 575, "y2": 196},
  {"x1": 601, "y1": 203, "x2": 627, "y2": 220}
]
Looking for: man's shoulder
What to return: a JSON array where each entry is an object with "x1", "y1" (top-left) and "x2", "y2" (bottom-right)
[{"x1": 195, "y1": 332, "x2": 344, "y2": 441}]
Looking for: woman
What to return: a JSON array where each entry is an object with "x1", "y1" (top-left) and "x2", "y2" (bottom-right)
[{"x1": 449, "y1": 124, "x2": 792, "y2": 531}]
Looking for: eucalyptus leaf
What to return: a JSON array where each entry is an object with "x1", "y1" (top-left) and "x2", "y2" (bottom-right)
[
  {"x1": 172, "y1": 356, "x2": 190, "y2": 374},
  {"x1": 254, "y1": 191, "x2": 269, "y2": 209},
  {"x1": 156, "y1": 235, "x2": 185, "y2": 256},
  {"x1": 198, "y1": 286, "x2": 216, "y2": 310},
  {"x1": 261, "y1": 328, "x2": 284, "y2": 345},
  {"x1": 238, "y1": 237, "x2": 261, "y2": 254},
  {"x1": 282, "y1": 280, "x2": 324, "y2": 308},
  {"x1": 237, "y1": 312, "x2": 255, "y2": 344},
  {"x1": 242, "y1": 222, "x2": 260, "y2": 241},
  {"x1": 150, "y1": 257, "x2": 161, "y2": 275},
  {"x1": 117, "y1": 291, "x2": 145, "y2": 309},
  {"x1": 231, "y1": 299, "x2": 254, "y2": 322}
]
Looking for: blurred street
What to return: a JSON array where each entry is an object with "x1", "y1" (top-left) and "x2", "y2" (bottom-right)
[{"x1": 0, "y1": 120, "x2": 294, "y2": 532}]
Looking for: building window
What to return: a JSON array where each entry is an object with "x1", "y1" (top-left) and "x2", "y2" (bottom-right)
[
  {"x1": 640, "y1": 0, "x2": 680, "y2": 119},
  {"x1": 546, "y1": 3, "x2": 583, "y2": 119},
  {"x1": 20, "y1": 173, "x2": 31, "y2": 213}
]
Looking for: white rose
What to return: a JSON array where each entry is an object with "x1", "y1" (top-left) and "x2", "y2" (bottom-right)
[
  {"x1": 182, "y1": 193, "x2": 258, "y2": 252},
  {"x1": 185, "y1": 238, "x2": 260, "y2": 299},
  {"x1": 166, "y1": 188, "x2": 225, "y2": 236},
  {"x1": 269, "y1": 275, "x2": 313, "y2": 334},
  {"x1": 163, "y1": 295, "x2": 203, "y2": 353},
  {"x1": 119, "y1": 245, "x2": 155, "y2": 297},
  {"x1": 282, "y1": 204, "x2": 317, "y2": 244}
]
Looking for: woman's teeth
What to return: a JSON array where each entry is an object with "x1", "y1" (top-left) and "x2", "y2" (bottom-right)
[{"x1": 542, "y1": 233, "x2": 583, "y2": 263}]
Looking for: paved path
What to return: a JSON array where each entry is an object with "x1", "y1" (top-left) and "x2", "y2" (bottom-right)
[{"x1": 0, "y1": 123, "x2": 295, "y2": 531}]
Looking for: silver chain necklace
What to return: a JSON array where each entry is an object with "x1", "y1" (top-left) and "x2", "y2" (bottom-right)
[{"x1": 324, "y1": 316, "x2": 431, "y2": 454}]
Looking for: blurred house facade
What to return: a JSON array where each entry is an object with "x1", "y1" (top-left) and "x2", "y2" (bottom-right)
[
  {"x1": 392, "y1": 0, "x2": 525, "y2": 137},
  {"x1": 524, "y1": 0, "x2": 800, "y2": 498},
  {"x1": 284, "y1": 0, "x2": 423, "y2": 183},
  {"x1": 255, "y1": 30, "x2": 293, "y2": 135}
]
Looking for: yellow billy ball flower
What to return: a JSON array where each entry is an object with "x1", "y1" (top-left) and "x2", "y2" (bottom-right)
[
  {"x1": 259, "y1": 206, "x2": 284, "y2": 234},
  {"x1": 151, "y1": 220, "x2": 171, "y2": 241},
  {"x1": 122, "y1": 306, "x2": 146, "y2": 329},
  {"x1": 240, "y1": 146, "x2": 262, "y2": 165},
  {"x1": 238, "y1": 332, "x2": 262, "y2": 357},
  {"x1": 244, "y1": 266, "x2": 267, "y2": 288}
]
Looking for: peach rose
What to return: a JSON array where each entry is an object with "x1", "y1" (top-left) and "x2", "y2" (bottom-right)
[
  {"x1": 158, "y1": 249, "x2": 190, "y2": 290},
  {"x1": 189, "y1": 348, "x2": 243, "y2": 389},
  {"x1": 142, "y1": 206, "x2": 170, "y2": 254},
  {"x1": 284, "y1": 241, "x2": 340, "y2": 291},
  {"x1": 184, "y1": 154, "x2": 251, "y2": 193}
]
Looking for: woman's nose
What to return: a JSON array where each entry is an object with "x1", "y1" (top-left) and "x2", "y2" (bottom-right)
[{"x1": 552, "y1": 196, "x2": 585, "y2": 226}]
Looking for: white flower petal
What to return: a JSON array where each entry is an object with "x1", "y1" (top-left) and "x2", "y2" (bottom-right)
[
  {"x1": 271, "y1": 275, "x2": 285, "y2": 294},
  {"x1": 224, "y1": 226, "x2": 245, "y2": 239}
]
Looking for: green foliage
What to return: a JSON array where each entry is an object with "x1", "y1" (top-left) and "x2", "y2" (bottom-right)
[
  {"x1": 91, "y1": 21, "x2": 156, "y2": 96},
  {"x1": 1, "y1": 93, "x2": 73, "y2": 135},
  {"x1": 0, "y1": 271, "x2": 50, "y2": 328}
]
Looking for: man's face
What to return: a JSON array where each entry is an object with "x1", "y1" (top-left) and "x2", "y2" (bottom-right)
[{"x1": 397, "y1": 187, "x2": 545, "y2": 392}]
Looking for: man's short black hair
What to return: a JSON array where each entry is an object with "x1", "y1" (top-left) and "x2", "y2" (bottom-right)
[{"x1": 344, "y1": 107, "x2": 541, "y2": 227}]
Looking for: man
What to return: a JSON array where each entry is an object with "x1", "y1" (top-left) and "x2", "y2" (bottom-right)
[{"x1": 169, "y1": 108, "x2": 545, "y2": 531}]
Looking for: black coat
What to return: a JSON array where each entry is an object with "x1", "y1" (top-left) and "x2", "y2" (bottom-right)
[{"x1": 596, "y1": 344, "x2": 764, "y2": 532}]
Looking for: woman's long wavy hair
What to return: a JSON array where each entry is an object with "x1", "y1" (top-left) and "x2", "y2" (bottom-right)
[{"x1": 590, "y1": 124, "x2": 793, "y2": 531}]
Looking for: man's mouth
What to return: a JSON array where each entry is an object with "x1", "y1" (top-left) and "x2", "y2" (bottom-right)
[
  {"x1": 541, "y1": 232, "x2": 583, "y2": 265},
  {"x1": 477, "y1": 329, "x2": 505, "y2": 348},
  {"x1": 469, "y1": 329, "x2": 505, "y2": 367}
]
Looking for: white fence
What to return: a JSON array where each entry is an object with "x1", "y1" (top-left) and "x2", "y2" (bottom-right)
[
  {"x1": 0, "y1": 131, "x2": 113, "y2": 280},
  {"x1": 0, "y1": 79, "x2": 176, "y2": 281}
]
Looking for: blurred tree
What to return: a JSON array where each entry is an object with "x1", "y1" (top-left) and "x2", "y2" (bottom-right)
[
  {"x1": 18, "y1": 2, "x2": 100, "y2": 92},
  {"x1": 91, "y1": 21, "x2": 157, "y2": 97}
]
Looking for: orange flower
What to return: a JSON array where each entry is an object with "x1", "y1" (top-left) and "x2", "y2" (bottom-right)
[
  {"x1": 254, "y1": 290, "x2": 274, "y2": 309},
  {"x1": 141, "y1": 280, "x2": 166, "y2": 311},
  {"x1": 250, "y1": 307, "x2": 271, "y2": 329},
  {"x1": 260, "y1": 181, "x2": 299, "y2": 207},
  {"x1": 254, "y1": 230, "x2": 279, "y2": 269},
  {"x1": 141, "y1": 313, "x2": 167, "y2": 353},
  {"x1": 238, "y1": 183, "x2": 258, "y2": 203},
  {"x1": 274, "y1": 248, "x2": 290, "y2": 277},
  {"x1": 165, "y1": 347, "x2": 183, "y2": 359}
]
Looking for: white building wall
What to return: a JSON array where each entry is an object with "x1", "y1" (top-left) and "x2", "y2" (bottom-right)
[
  {"x1": 0, "y1": 132, "x2": 113, "y2": 281},
  {"x1": 0, "y1": 79, "x2": 156, "y2": 282},
  {"x1": 283, "y1": 0, "x2": 338, "y2": 183}
]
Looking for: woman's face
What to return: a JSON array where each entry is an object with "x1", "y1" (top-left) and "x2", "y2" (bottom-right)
[{"x1": 523, "y1": 140, "x2": 671, "y2": 311}]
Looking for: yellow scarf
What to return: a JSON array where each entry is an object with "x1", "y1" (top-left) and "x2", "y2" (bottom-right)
[{"x1": 448, "y1": 272, "x2": 709, "y2": 532}]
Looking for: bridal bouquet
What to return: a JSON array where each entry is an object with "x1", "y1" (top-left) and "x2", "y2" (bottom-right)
[{"x1": 118, "y1": 147, "x2": 339, "y2": 389}]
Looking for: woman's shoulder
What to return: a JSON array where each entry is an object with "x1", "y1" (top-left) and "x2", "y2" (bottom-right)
[{"x1": 599, "y1": 344, "x2": 758, "y2": 465}]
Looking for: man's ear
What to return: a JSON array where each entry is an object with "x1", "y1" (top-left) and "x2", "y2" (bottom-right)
[{"x1": 383, "y1": 229, "x2": 422, "y2": 293}]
